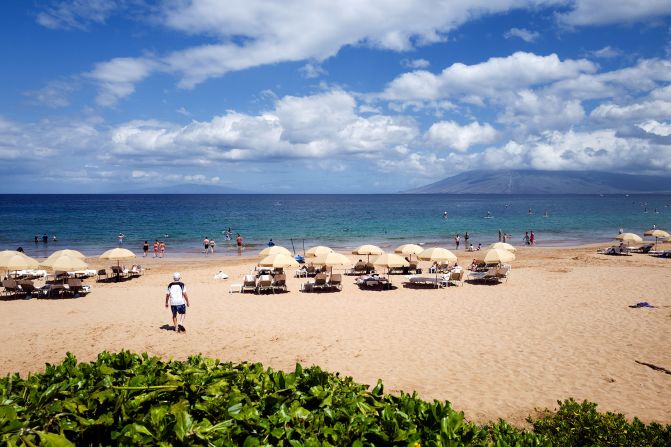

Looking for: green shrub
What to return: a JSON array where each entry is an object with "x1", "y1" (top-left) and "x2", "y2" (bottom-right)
[
  {"x1": 0, "y1": 352, "x2": 668, "y2": 446},
  {"x1": 529, "y1": 398, "x2": 671, "y2": 447}
]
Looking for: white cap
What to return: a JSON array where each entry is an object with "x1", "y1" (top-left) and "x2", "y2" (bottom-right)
[{"x1": 173, "y1": 272, "x2": 181, "y2": 281}]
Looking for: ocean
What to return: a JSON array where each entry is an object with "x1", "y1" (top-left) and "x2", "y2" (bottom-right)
[{"x1": 1, "y1": 194, "x2": 670, "y2": 258}]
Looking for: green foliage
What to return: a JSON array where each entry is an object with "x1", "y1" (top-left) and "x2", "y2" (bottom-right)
[
  {"x1": 529, "y1": 398, "x2": 671, "y2": 447},
  {"x1": 0, "y1": 352, "x2": 668, "y2": 446}
]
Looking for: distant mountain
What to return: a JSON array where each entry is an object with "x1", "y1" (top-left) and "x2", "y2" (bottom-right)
[
  {"x1": 403, "y1": 170, "x2": 671, "y2": 194},
  {"x1": 124, "y1": 183, "x2": 248, "y2": 194}
]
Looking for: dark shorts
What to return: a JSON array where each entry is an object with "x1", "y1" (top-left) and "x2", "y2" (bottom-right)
[{"x1": 171, "y1": 304, "x2": 186, "y2": 317}]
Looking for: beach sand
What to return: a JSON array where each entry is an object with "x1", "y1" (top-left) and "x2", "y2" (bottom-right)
[{"x1": 2, "y1": 245, "x2": 670, "y2": 426}]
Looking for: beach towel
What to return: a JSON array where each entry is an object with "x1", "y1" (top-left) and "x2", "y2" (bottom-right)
[
  {"x1": 214, "y1": 271, "x2": 229, "y2": 280},
  {"x1": 628, "y1": 301, "x2": 655, "y2": 308}
]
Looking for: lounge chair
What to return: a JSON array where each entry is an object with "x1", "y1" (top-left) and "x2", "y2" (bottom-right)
[
  {"x1": 97, "y1": 269, "x2": 108, "y2": 282},
  {"x1": 305, "y1": 265, "x2": 317, "y2": 277},
  {"x1": 18, "y1": 280, "x2": 41, "y2": 298},
  {"x1": 2, "y1": 279, "x2": 24, "y2": 297},
  {"x1": 328, "y1": 273, "x2": 343, "y2": 291},
  {"x1": 312, "y1": 273, "x2": 328, "y2": 291},
  {"x1": 356, "y1": 274, "x2": 390, "y2": 289},
  {"x1": 348, "y1": 262, "x2": 367, "y2": 276},
  {"x1": 256, "y1": 275, "x2": 273, "y2": 294},
  {"x1": 405, "y1": 276, "x2": 445, "y2": 288},
  {"x1": 629, "y1": 244, "x2": 654, "y2": 254},
  {"x1": 129, "y1": 265, "x2": 143, "y2": 278},
  {"x1": 272, "y1": 274, "x2": 287, "y2": 293},
  {"x1": 66, "y1": 278, "x2": 88, "y2": 297},
  {"x1": 242, "y1": 275, "x2": 257, "y2": 293},
  {"x1": 597, "y1": 246, "x2": 631, "y2": 256},
  {"x1": 447, "y1": 270, "x2": 465, "y2": 286}
]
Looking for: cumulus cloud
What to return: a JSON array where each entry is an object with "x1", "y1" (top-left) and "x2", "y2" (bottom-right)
[
  {"x1": 425, "y1": 121, "x2": 498, "y2": 152},
  {"x1": 498, "y1": 90, "x2": 585, "y2": 131},
  {"x1": 504, "y1": 27, "x2": 540, "y2": 42},
  {"x1": 401, "y1": 58, "x2": 431, "y2": 69},
  {"x1": 590, "y1": 84, "x2": 671, "y2": 123},
  {"x1": 86, "y1": 57, "x2": 159, "y2": 106},
  {"x1": 299, "y1": 62, "x2": 328, "y2": 79},
  {"x1": 382, "y1": 52, "x2": 596, "y2": 102},
  {"x1": 108, "y1": 90, "x2": 418, "y2": 162},
  {"x1": 557, "y1": 0, "x2": 671, "y2": 26}
]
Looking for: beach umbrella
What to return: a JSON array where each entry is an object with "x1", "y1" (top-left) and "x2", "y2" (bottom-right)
[
  {"x1": 474, "y1": 248, "x2": 515, "y2": 265},
  {"x1": 372, "y1": 253, "x2": 408, "y2": 285},
  {"x1": 489, "y1": 242, "x2": 517, "y2": 252},
  {"x1": 417, "y1": 247, "x2": 458, "y2": 263},
  {"x1": 311, "y1": 252, "x2": 351, "y2": 275},
  {"x1": 100, "y1": 248, "x2": 136, "y2": 262},
  {"x1": 394, "y1": 244, "x2": 423, "y2": 261},
  {"x1": 0, "y1": 250, "x2": 28, "y2": 265},
  {"x1": 305, "y1": 245, "x2": 334, "y2": 257},
  {"x1": 615, "y1": 233, "x2": 643, "y2": 243},
  {"x1": 47, "y1": 249, "x2": 85, "y2": 260},
  {"x1": 0, "y1": 253, "x2": 39, "y2": 274},
  {"x1": 643, "y1": 229, "x2": 670, "y2": 250},
  {"x1": 259, "y1": 245, "x2": 292, "y2": 257},
  {"x1": 417, "y1": 247, "x2": 458, "y2": 285},
  {"x1": 258, "y1": 253, "x2": 299, "y2": 269},
  {"x1": 352, "y1": 244, "x2": 384, "y2": 263},
  {"x1": 44, "y1": 254, "x2": 88, "y2": 272}
]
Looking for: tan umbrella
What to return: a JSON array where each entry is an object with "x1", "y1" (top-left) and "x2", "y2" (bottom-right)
[
  {"x1": 47, "y1": 249, "x2": 86, "y2": 260},
  {"x1": 0, "y1": 253, "x2": 39, "y2": 272},
  {"x1": 44, "y1": 255, "x2": 88, "y2": 272},
  {"x1": 305, "y1": 245, "x2": 334, "y2": 257},
  {"x1": 311, "y1": 252, "x2": 351, "y2": 275},
  {"x1": 372, "y1": 253, "x2": 408, "y2": 285},
  {"x1": 417, "y1": 247, "x2": 458, "y2": 284},
  {"x1": 258, "y1": 253, "x2": 299, "y2": 269},
  {"x1": 394, "y1": 244, "x2": 423, "y2": 261},
  {"x1": 417, "y1": 247, "x2": 458, "y2": 263},
  {"x1": 615, "y1": 233, "x2": 643, "y2": 243},
  {"x1": 259, "y1": 245, "x2": 292, "y2": 257},
  {"x1": 0, "y1": 250, "x2": 28, "y2": 265},
  {"x1": 100, "y1": 248, "x2": 136, "y2": 261},
  {"x1": 643, "y1": 229, "x2": 670, "y2": 250},
  {"x1": 475, "y1": 248, "x2": 515, "y2": 265},
  {"x1": 352, "y1": 244, "x2": 384, "y2": 263},
  {"x1": 489, "y1": 242, "x2": 517, "y2": 252}
]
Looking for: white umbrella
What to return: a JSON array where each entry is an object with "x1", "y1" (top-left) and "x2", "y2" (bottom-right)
[
  {"x1": 372, "y1": 253, "x2": 408, "y2": 285},
  {"x1": 259, "y1": 245, "x2": 292, "y2": 257},
  {"x1": 644, "y1": 229, "x2": 670, "y2": 251},
  {"x1": 100, "y1": 248, "x2": 136, "y2": 262},
  {"x1": 417, "y1": 247, "x2": 458, "y2": 285},
  {"x1": 45, "y1": 255, "x2": 88, "y2": 272},
  {"x1": 489, "y1": 242, "x2": 517, "y2": 252},
  {"x1": 394, "y1": 244, "x2": 423, "y2": 261},
  {"x1": 474, "y1": 248, "x2": 515, "y2": 265},
  {"x1": 257, "y1": 253, "x2": 299, "y2": 269},
  {"x1": 352, "y1": 244, "x2": 384, "y2": 263},
  {"x1": 311, "y1": 252, "x2": 351, "y2": 275},
  {"x1": 615, "y1": 233, "x2": 643, "y2": 244},
  {"x1": 305, "y1": 246, "x2": 334, "y2": 257},
  {"x1": 0, "y1": 253, "x2": 39, "y2": 274}
]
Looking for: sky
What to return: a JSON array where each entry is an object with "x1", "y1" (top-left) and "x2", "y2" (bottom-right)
[{"x1": 1, "y1": 0, "x2": 671, "y2": 193}]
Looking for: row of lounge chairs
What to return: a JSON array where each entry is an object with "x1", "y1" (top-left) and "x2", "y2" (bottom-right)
[
  {"x1": 301, "y1": 273, "x2": 343, "y2": 292},
  {"x1": 1, "y1": 278, "x2": 90, "y2": 299},
  {"x1": 404, "y1": 270, "x2": 465, "y2": 288},
  {"x1": 468, "y1": 265, "x2": 511, "y2": 284},
  {"x1": 242, "y1": 274, "x2": 287, "y2": 294},
  {"x1": 97, "y1": 265, "x2": 144, "y2": 282}
]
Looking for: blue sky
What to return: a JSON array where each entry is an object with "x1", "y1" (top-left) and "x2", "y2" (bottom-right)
[{"x1": 1, "y1": 0, "x2": 670, "y2": 193}]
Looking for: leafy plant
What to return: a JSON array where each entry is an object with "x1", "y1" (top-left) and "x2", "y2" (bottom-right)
[{"x1": 0, "y1": 352, "x2": 668, "y2": 446}]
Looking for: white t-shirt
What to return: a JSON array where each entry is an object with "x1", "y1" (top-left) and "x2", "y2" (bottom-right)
[{"x1": 167, "y1": 282, "x2": 186, "y2": 305}]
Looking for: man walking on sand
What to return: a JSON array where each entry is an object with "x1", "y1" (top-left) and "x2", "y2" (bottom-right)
[{"x1": 165, "y1": 272, "x2": 189, "y2": 332}]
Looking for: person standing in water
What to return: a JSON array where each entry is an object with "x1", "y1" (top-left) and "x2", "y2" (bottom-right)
[{"x1": 143, "y1": 240, "x2": 149, "y2": 257}]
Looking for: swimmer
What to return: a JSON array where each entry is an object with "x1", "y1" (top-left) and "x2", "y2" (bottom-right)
[{"x1": 443, "y1": 211, "x2": 448, "y2": 219}]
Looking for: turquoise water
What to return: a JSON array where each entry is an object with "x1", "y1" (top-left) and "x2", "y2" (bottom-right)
[{"x1": 1, "y1": 194, "x2": 670, "y2": 257}]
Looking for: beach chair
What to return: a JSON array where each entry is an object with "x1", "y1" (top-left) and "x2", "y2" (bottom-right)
[
  {"x1": 97, "y1": 269, "x2": 108, "y2": 282},
  {"x1": 242, "y1": 275, "x2": 257, "y2": 293},
  {"x1": 66, "y1": 278, "x2": 87, "y2": 297},
  {"x1": 305, "y1": 265, "x2": 317, "y2": 277},
  {"x1": 328, "y1": 273, "x2": 343, "y2": 291},
  {"x1": 629, "y1": 244, "x2": 654, "y2": 254},
  {"x1": 2, "y1": 279, "x2": 24, "y2": 297},
  {"x1": 348, "y1": 262, "x2": 367, "y2": 275},
  {"x1": 448, "y1": 270, "x2": 464, "y2": 286},
  {"x1": 408, "y1": 262, "x2": 419, "y2": 274},
  {"x1": 364, "y1": 263, "x2": 376, "y2": 274},
  {"x1": 256, "y1": 275, "x2": 273, "y2": 294},
  {"x1": 272, "y1": 274, "x2": 287, "y2": 293},
  {"x1": 312, "y1": 273, "x2": 328, "y2": 291},
  {"x1": 129, "y1": 265, "x2": 143, "y2": 278},
  {"x1": 18, "y1": 280, "x2": 41, "y2": 298}
]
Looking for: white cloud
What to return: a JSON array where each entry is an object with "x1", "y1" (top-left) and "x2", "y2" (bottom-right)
[
  {"x1": 86, "y1": 57, "x2": 159, "y2": 106},
  {"x1": 108, "y1": 90, "x2": 418, "y2": 162},
  {"x1": 590, "y1": 84, "x2": 671, "y2": 123},
  {"x1": 36, "y1": 0, "x2": 122, "y2": 30},
  {"x1": 557, "y1": 0, "x2": 671, "y2": 26},
  {"x1": 498, "y1": 90, "x2": 585, "y2": 131},
  {"x1": 382, "y1": 52, "x2": 596, "y2": 102},
  {"x1": 589, "y1": 46, "x2": 621, "y2": 58},
  {"x1": 23, "y1": 80, "x2": 76, "y2": 108},
  {"x1": 504, "y1": 27, "x2": 540, "y2": 42},
  {"x1": 638, "y1": 120, "x2": 671, "y2": 137},
  {"x1": 401, "y1": 58, "x2": 431, "y2": 69},
  {"x1": 425, "y1": 121, "x2": 498, "y2": 152},
  {"x1": 299, "y1": 62, "x2": 328, "y2": 79}
]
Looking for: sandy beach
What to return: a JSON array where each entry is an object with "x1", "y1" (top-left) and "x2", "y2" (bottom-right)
[{"x1": 2, "y1": 245, "x2": 670, "y2": 426}]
